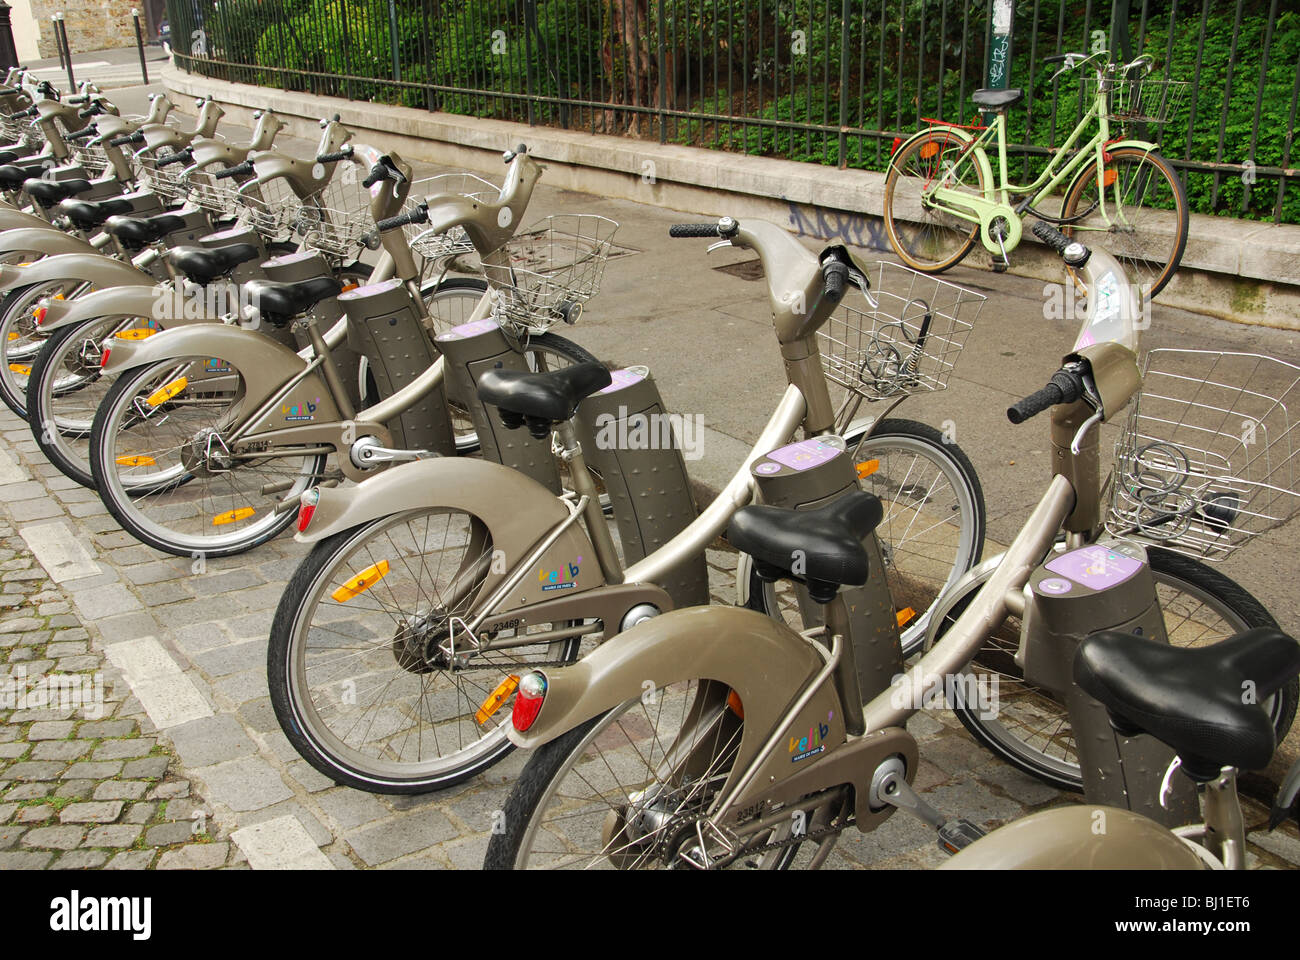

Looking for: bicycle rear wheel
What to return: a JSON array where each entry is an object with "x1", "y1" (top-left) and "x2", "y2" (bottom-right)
[
  {"x1": 946, "y1": 546, "x2": 1297, "y2": 791},
  {"x1": 269, "y1": 506, "x2": 585, "y2": 793},
  {"x1": 884, "y1": 129, "x2": 987, "y2": 273}
]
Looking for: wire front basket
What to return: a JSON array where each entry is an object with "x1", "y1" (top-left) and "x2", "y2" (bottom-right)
[
  {"x1": 818, "y1": 262, "x2": 985, "y2": 401},
  {"x1": 403, "y1": 172, "x2": 500, "y2": 264},
  {"x1": 0, "y1": 112, "x2": 38, "y2": 148},
  {"x1": 188, "y1": 166, "x2": 246, "y2": 219},
  {"x1": 1084, "y1": 74, "x2": 1187, "y2": 126},
  {"x1": 294, "y1": 171, "x2": 375, "y2": 259},
  {"x1": 235, "y1": 175, "x2": 299, "y2": 241},
  {"x1": 137, "y1": 152, "x2": 190, "y2": 204},
  {"x1": 70, "y1": 141, "x2": 112, "y2": 177},
  {"x1": 1105, "y1": 349, "x2": 1300, "y2": 561},
  {"x1": 481, "y1": 214, "x2": 619, "y2": 336}
]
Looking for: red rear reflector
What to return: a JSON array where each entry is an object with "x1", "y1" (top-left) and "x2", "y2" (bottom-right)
[
  {"x1": 296, "y1": 488, "x2": 320, "y2": 532},
  {"x1": 99, "y1": 346, "x2": 111, "y2": 368},
  {"x1": 511, "y1": 672, "x2": 547, "y2": 732},
  {"x1": 890, "y1": 136, "x2": 902, "y2": 156}
]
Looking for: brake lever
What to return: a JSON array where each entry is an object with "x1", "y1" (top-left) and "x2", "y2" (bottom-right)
[{"x1": 705, "y1": 239, "x2": 731, "y2": 254}]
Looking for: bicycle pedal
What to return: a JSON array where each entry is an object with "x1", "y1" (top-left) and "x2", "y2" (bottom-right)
[
  {"x1": 990, "y1": 256, "x2": 1009, "y2": 273},
  {"x1": 937, "y1": 818, "x2": 986, "y2": 855}
]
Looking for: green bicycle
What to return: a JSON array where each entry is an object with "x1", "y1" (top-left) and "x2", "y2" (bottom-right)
[{"x1": 884, "y1": 52, "x2": 1188, "y2": 299}]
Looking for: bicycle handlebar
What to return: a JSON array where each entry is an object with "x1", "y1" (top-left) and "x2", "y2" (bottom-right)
[
  {"x1": 1008, "y1": 368, "x2": 1085, "y2": 424},
  {"x1": 156, "y1": 148, "x2": 193, "y2": 168},
  {"x1": 1031, "y1": 220, "x2": 1090, "y2": 267},
  {"x1": 375, "y1": 202, "x2": 428, "y2": 235},
  {"x1": 108, "y1": 132, "x2": 145, "y2": 147},
  {"x1": 315, "y1": 147, "x2": 353, "y2": 164},
  {"x1": 669, "y1": 223, "x2": 724, "y2": 238},
  {"x1": 66, "y1": 128, "x2": 98, "y2": 143},
  {"x1": 213, "y1": 160, "x2": 253, "y2": 180}
]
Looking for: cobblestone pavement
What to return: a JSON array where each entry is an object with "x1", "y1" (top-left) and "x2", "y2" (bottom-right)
[{"x1": 2, "y1": 399, "x2": 1299, "y2": 870}]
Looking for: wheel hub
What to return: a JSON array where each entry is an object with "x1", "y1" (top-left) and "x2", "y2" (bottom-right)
[{"x1": 180, "y1": 427, "x2": 234, "y2": 474}]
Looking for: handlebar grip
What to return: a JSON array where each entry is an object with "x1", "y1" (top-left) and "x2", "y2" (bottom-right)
[
  {"x1": 823, "y1": 261, "x2": 847, "y2": 303},
  {"x1": 361, "y1": 163, "x2": 386, "y2": 189},
  {"x1": 77, "y1": 106, "x2": 98, "y2": 119},
  {"x1": 315, "y1": 149, "x2": 351, "y2": 164},
  {"x1": 66, "y1": 128, "x2": 98, "y2": 142},
  {"x1": 1007, "y1": 369, "x2": 1084, "y2": 424},
  {"x1": 108, "y1": 134, "x2": 136, "y2": 147},
  {"x1": 156, "y1": 149, "x2": 191, "y2": 167},
  {"x1": 375, "y1": 204, "x2": 428, "y2": 234},
  {"x1": 1042, "y1": 53, "x2": 1077, "y2": 64},
  {"x1": 213, "y1": 160, "x2": 253, "y2": 180},
  {"x1": 1031, "y1": 220, "x2": 1071, "y2": 253},
  {"x1": 669, "y1": 223, "x2": 722, "y2": 238}
]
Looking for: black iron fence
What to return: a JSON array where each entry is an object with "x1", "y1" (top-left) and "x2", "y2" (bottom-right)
[{"x1": 167, "y1": 0, "x2": 1299, "y2": 223}]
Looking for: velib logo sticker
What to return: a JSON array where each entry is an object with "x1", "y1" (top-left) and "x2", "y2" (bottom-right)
[
  {"x1": 49, "y1": 890, "x2": 151, "y2": 941},
  {"x1": 539, "y1": 555, "x2": 582, "y2": 591},
  {"x1": 789, "y1": 710, "x2": 834, "y2": 762},
  {"x1": 283, "y1": 397, "x2": 321, "y2": 422}
]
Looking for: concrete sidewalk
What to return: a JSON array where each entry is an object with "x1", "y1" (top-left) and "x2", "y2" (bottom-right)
[
  {"x1": 22, "y1": 44, "x2": 166, "y2": 91},
  {"x1": 2, "y1": 86, "x2": 1299, "y2": 869}
]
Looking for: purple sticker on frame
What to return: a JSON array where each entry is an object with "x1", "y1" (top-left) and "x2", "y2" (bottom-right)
[
  {"x1": 1044, "y1": 545, "x2": 1144, "y2": 591},
  {"x1": 764, "y1": 438, "x2": 841, "y2": 472},
  {"x1": 597, "y1": 368, "x2": 647, "y2": 394},
  {"x1": 435, "y1": 317, "x2": 500, "y2": 341}
]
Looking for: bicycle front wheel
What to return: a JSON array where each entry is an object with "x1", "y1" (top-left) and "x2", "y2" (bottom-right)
[
  {"x1": 947, "y1": 546, "x2": 1298, "y2": 791},
  {"x1": 1, "y1": 279, "x2": 85, "y2": 419},
  {"x1": 883, "y1": 129, "x2": 987, "y2": 273},
  {"x1": 1061, "y1": 146, "x2": 1188, "y2": 300},
  {"x1": 745, "y1": 418, "x2": 985, "y2": 658},
  {"x1": 269, "y1": 507, "x2": 586, "y2": 793},
  {"x1": 485, "y1": 679, "x2": 847, "y2": 869}
]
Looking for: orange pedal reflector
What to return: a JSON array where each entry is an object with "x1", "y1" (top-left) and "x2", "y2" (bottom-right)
[
  {"x1": 212, "y1": 507, "x2": 255, "y2": 526},
  {"x1": 856, "y1": 459, "x2": 880, "y2": 479},
  {"x1": 8, "y1": 363, "x2": 30, "y2": 376},
  {"x1": 919, "y1": 141, "x2": 940, "y2": 159},
  {"x1": 115, "y1": 328, "x2": 156, "y2": 340},
  {"x1": 1102, "y1": 169, "x2": 1117, "y2": 187},
  {"x1": 115, "y1": 455, "x2": 156, "y2": 467},
  {"x1": 330, "y1": 560, "x2": 390, "y2": 602},
  {"x1": 6, "y1": 331, "x2": 17, "y2": 341},
  {"x1": 340, "y1": 282, "x2": 359, "y2": 293},
  {"x1": 476, "y1": 674, "x2": 521, "y2": 725},
  {"x1": 146, "y1": 376, "x2": 188, "y2": 407},
  {"x1": 896, "y1": 607, "x2": 916, "y2": 628},
  {"x1": 727, "y1": 689, "x2": 745, "y2": 719}
]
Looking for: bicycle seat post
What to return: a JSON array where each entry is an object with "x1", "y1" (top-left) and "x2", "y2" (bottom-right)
[
  {"x1": 297, "y1": 312, "x2": 354, "y2": 422},
  {"x1": 552, "y1": 418, "x2": 622, "y2": 584},
  {"x1": 1197, "y1": 765, "x2": 1246, "y2": 869}
]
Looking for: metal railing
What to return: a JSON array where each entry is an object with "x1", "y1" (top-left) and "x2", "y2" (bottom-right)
[{"x1": 168, "y1": 0, "x2": 1299, "y2": 224}]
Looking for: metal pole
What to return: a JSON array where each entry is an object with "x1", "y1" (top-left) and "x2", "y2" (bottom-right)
[
  {"x1": 52, "y1": 14, "x2": 65, "y2": 69},
  {"x1": 982, "y1": 0, "x2": 1014, "y2": 124},
  {"x1": 387, "y1": 0, "x2": 400, "y2": 85},
  {"x1": 55, "y1": 13, "x2": 75, "y2": 93},
  {"x1": 0, "y1": 2, "x2": 18, "y2": 71},
  {"x1": 132, "y1": 8, "x2": 150, "y2": 85}
]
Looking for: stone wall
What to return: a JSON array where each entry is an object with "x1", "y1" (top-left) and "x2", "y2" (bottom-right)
[{"x1": 27, "y1": 0, "x2": 138, "y2": 59}]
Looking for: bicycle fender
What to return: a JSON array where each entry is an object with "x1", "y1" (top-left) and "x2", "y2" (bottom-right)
[
  {"x1": 1105, "y1": 138, "x2": 1159, "y2": 155},
  {"x1": 101, "y1": 322, "x2": 306, "y2": 387},
  {"x1": 889, "y1": 124, "x2": 996, "y2": 189},
  {"x1": 0, "y1": 207, "x2": 56, "y2": 231},
  {"x1": 506, "y1": 606, "x2": 839, "y2": 782},
  {"x1": 0, "y1": 226, "x2": 98, "y2": 258},
  {"x1": 0, "y1": 252, "x2": 152, "y2": 294},
  {"x1": 35, "y1": 283, "x2": 217, "y2": 334},
  {"x1": 940, "y1": 806, "x2": 1207, "y2": 869},
  {"x1": 294, "y1": 457, "x2": 602, "y2": 609}
]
